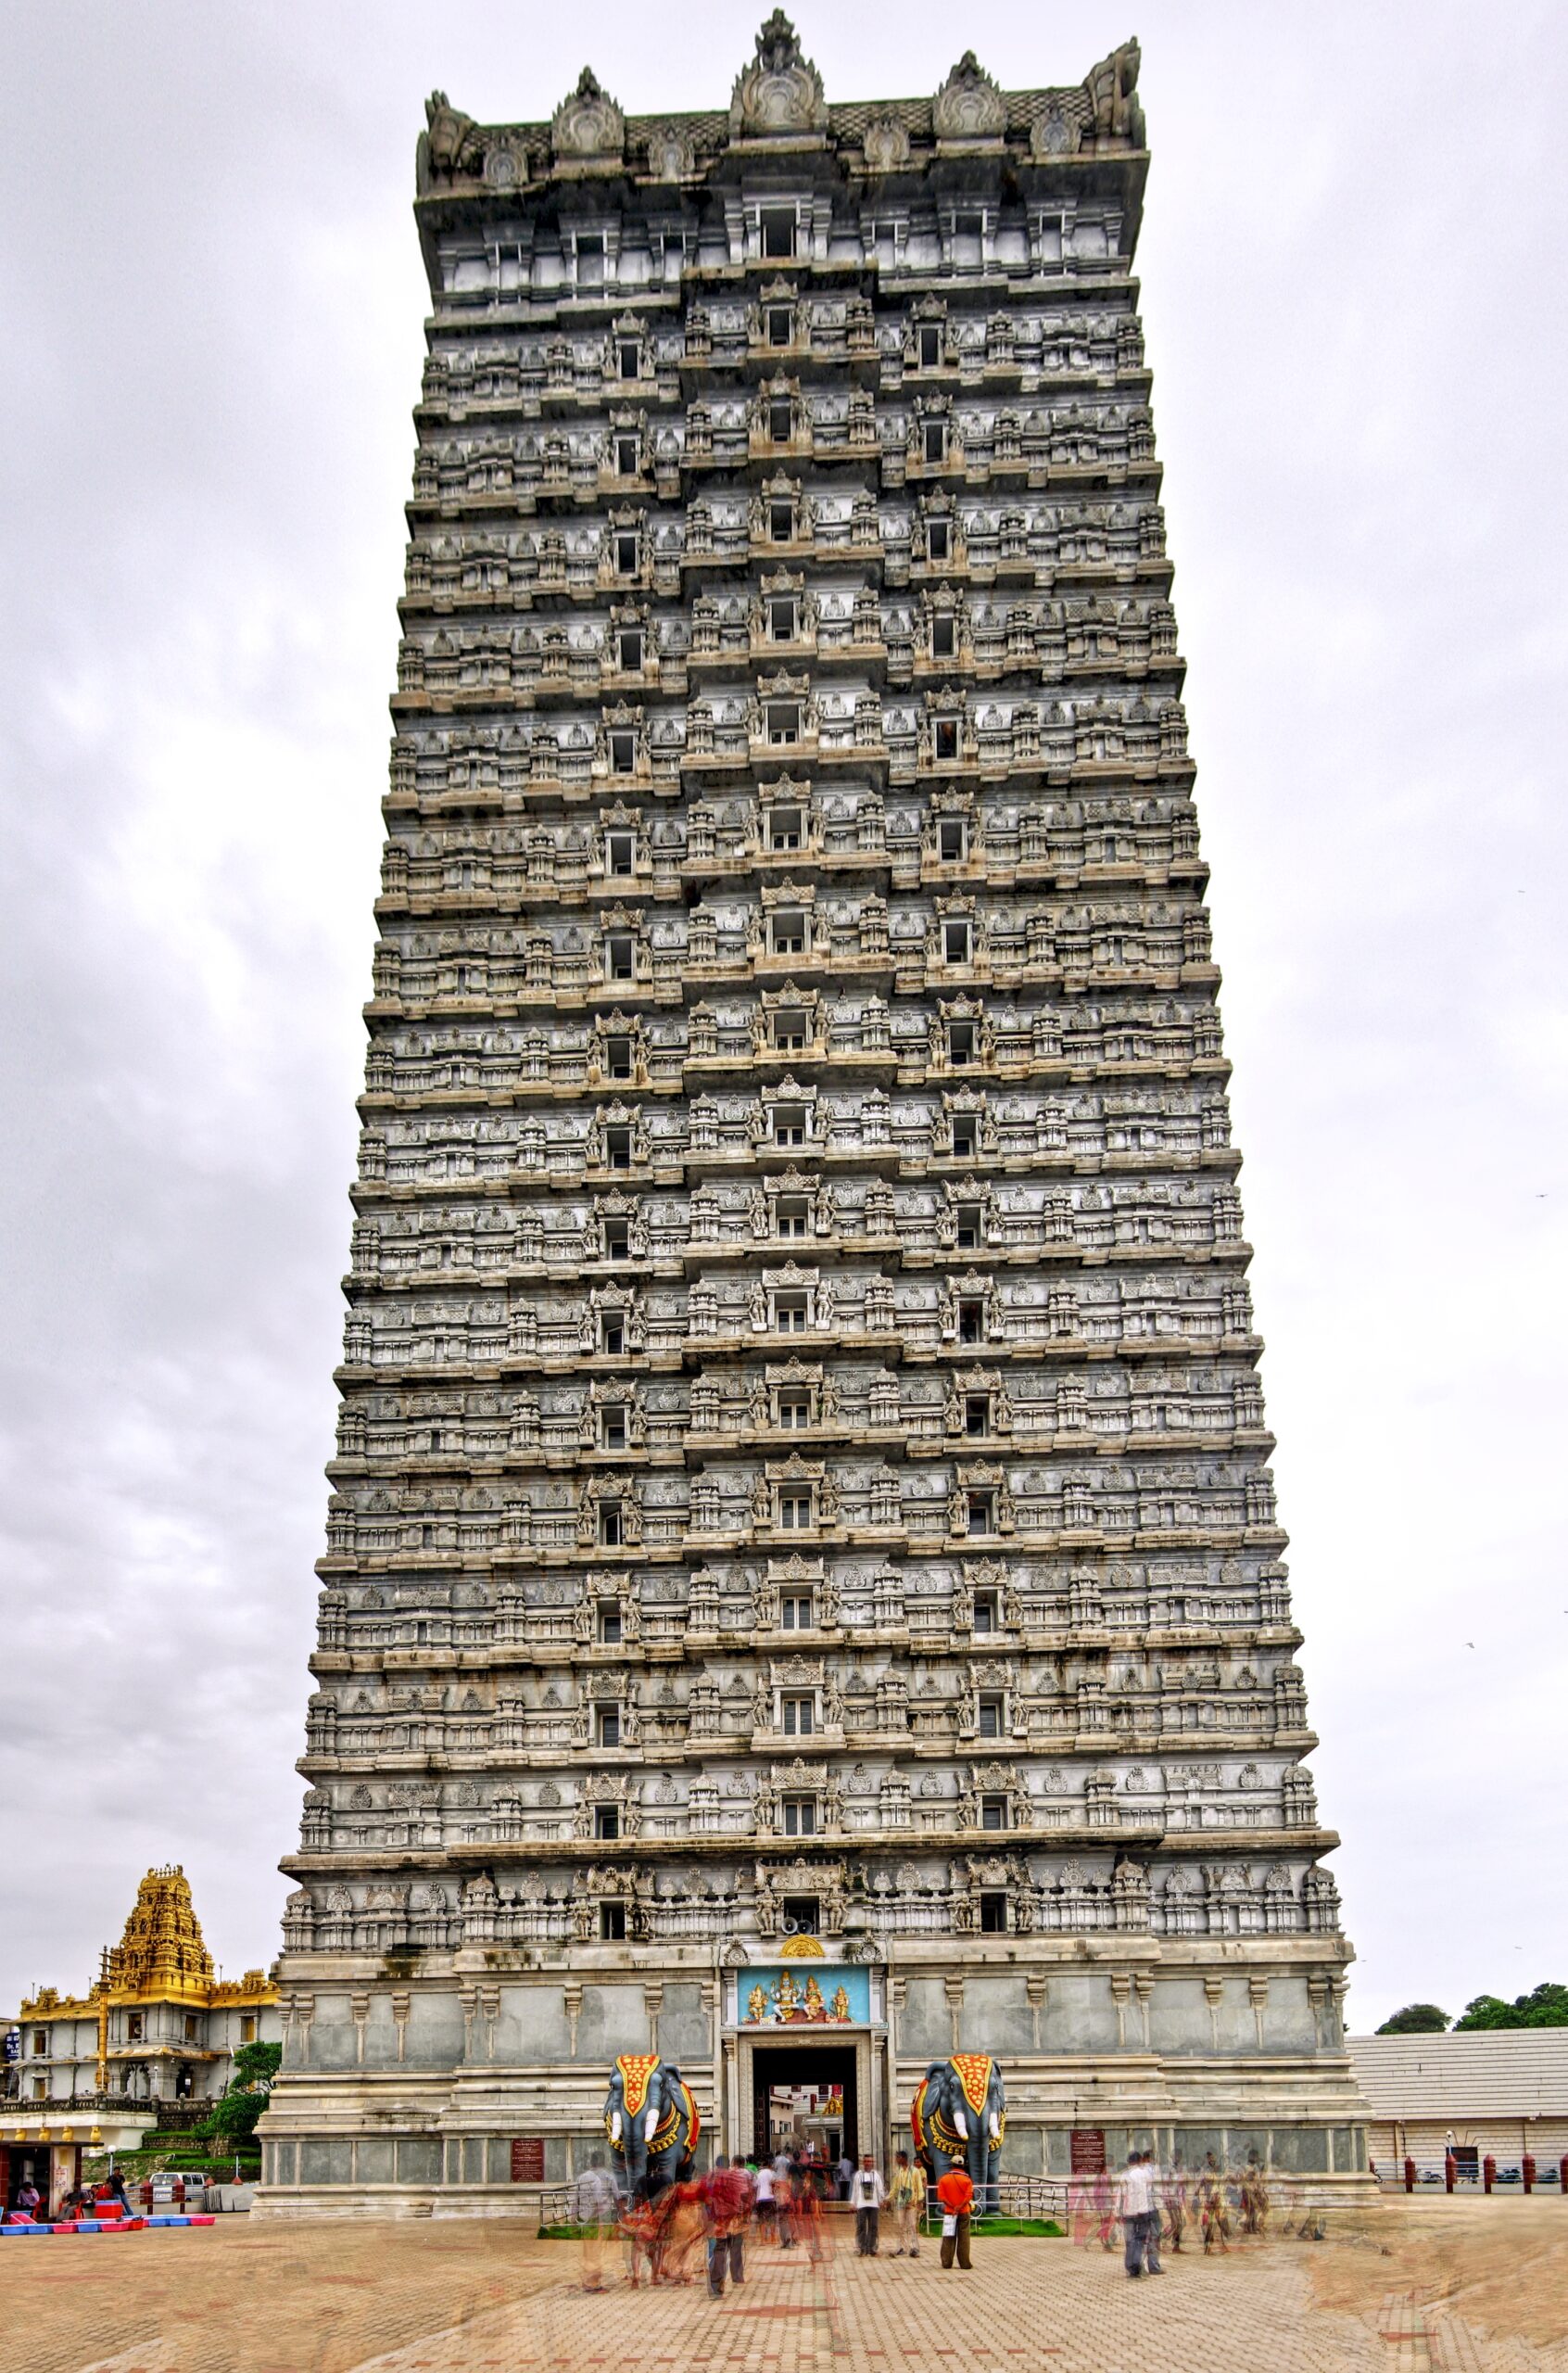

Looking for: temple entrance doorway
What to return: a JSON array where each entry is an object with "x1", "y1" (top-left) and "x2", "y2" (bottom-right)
[{"x1": 752, "y1": 2043, "x2": 858, "y2": 2174}]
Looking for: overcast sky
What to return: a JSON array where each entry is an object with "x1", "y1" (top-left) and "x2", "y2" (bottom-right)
[{"x1": 1, "y1": 1, "x2": 1564, "y2": 2037}]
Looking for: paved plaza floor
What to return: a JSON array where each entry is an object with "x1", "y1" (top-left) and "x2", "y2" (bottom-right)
[{"x1": 3, "y1": 2199, "x2": 1565, "y2": 2373}]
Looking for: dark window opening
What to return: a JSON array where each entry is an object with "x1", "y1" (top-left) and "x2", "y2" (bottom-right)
[
  {"x1": 965, "y1": 1391, "x2": 989, "y2": 1436},
  {"x1": 601, "y1": 1900, "x2": 626, "y2": 1939},
  {"x1": 932, "y1": 615, "x2": 956, "y2": 661},
  {"x1": 919, "y1": 324, "x2": 942, "y2": 370},
  {"x1": 959, "y1": 1299, "x2": 984, "y2": 1345},
  {"x1": 782, "y1": 1895, "x2": 820, "y2": 1935},
  {"x1": 599, "y1": 1605, "x2": 623, "y2": 1644},
  {"x1": 928, "y1": 519, "x2": 951, "y2": 563},
  {"x1": 603, "y1": 1218, "x2": 629, "y2": 1259},
  {"x1": 610, "y1": 731, "x2": 636, "y2": 774},
  {"x1": 598, "y1": 1706, "x2": 621, "y2": 1746},
  {"x1": 606, "y1": 831, "x2": 635, "y2": 876},
  {"x1": 980, "y1": 1891, "x2": 1007, "y2": 1934},
  {"x1": 617, "y1": 628, "x2": 643, "y2": 672},
  {"x1": 763, "y1": 209, "x2": 797, "y2": 260},
  {"x1": 607, "y1": 1126, "x2": 632, "y2": 1171},
  {"x1": 782, "y1": 1796, "x2": 816, "y2": 1836},
  {"x1": 595, "y1": 1804, "x2": 621, "y2": 1840}
]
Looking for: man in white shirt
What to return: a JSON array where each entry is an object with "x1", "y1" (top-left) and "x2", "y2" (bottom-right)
[
  {"x1": 1118, "y1": 2151, "x2": 1162, "y2": 2277},
  {"x1": 753, "y1": 2159, "x2": 778, "y2": 2241},
  {"x1": 850, "y1": 2153, "x2": 887, "y2": 2255}
]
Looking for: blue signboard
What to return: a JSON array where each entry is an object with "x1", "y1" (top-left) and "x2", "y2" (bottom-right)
[{"x1": 737, "y1": 1964, "x2": 870, "y2": 2028}]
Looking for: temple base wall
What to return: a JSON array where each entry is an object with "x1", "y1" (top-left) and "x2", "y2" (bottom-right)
[{"x1": 255, "y1": 1937, "x2": 1371, "y2": 2218}]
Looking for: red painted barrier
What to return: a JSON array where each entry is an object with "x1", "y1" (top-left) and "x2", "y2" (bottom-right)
[
  {"x1": 1523, "y1": 2155, "x2": 1536, "y2": 2195},
  {"x1": 1444, "y1": 2154, "x2": 1456, "y2": 2194},
  {"x1": 1484, "y1": 2155, "x2": 1496, "y2": 2194},
  {"x1": 1404, "y1": 2156, "x2": 1416, "y2": 2193}
]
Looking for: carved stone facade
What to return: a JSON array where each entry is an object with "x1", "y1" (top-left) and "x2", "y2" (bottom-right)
[{"x1": 260, "y1": 19, "x2": 1367, "y2": 2215}]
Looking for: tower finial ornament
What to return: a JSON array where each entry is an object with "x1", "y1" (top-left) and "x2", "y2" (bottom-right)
[{"x1": 730, "y1": 11, "x2": 828, "y2": 137}]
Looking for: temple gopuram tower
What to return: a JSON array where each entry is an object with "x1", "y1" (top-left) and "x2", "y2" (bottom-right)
[{"x1": 261, "y1": 18, "x2": 1368, "y2": 2214}]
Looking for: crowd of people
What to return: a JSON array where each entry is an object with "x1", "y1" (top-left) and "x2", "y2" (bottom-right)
[
  {"x1": 567, "y1": 2144, "x2": 984, "y2": 2295},
  {"x1": 1070, "y1": 2151, "x2": 1277, "y2": 2275}
]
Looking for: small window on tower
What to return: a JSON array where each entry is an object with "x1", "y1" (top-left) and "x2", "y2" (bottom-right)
[
  {"x1": 600, "y1": 1500, "x2": 624, "y2": 1546},
  {"x1": 782, "y1": 1895, "x2": 820, "y2": 1935},
  {"x1": 595, "y1": 1803, "x2": 621, "y2": 1840},
  {"x1": 598, "y1": 1705, "x2": 621, "y2": 1747},
  {"x1": 577, "y1": 233, "x2": 605, "y2": 286},
  {"x1": 770, "y1": 806, "x2": 803, "y2": 850},
  {"x1": 782, "y1": 1795, "x2": 817, "y2": 1836},
  {"x1": 769, "y1": 597, "x2": 798, "y2": 642},
  {"x1": 948, "y1": 1019, "x2": 975, "y2": 1063},
  {"x1": 766, "y1": 703, "x2": 801, "y2": 746},
  {"x1": 614, "y1": 530, "x2": 639, "y2": 576},
  {"x1": 944, "y1": 920, "x2": 972, "y2": 965},
  {"x1": 601, "y1": 1313, "x2": 625, "y2": 1355},
  {"x1": 959, "y1": 1298, "x2": 984, "y2": 1345},
  {"x1": 775, "y1": 1291, "x2": 808, "y2": 1331},
  {"x1": 599, "y1": 1604, "x2": 623, "y2": 1644},
  {"x1": 965, "y1": 1391, "x2": 990, "y2": 1437},
  {"x1": 973, "y1": 1592, "x2": 998, "y2": 1635},
  {"x1": 607, "y1": 933, "x2": 635, "y2": 981},
  {"x1": 604, "y1": 1216, "x2": 629, "y2": 1260},
  {"x1": 957, "y1": 1202, "x2": 981, "y2": 1251},
  {"x1": 773, "y1": 1009, "x2": 807, "y2": 1051},
  {"x1": 778, "y1": 1197, "x2": 809, "y2": 1240},
  {"x1": 606, "y1": 1126, "x2": 632, "y2": 1171},
  {"x1": 606, "y1": 831, "x2": 636, "y2": 877},
  {"x1": 125, "y1": 2015, "x2": 144, "y2": 2044},
  {"x1": 778, "y1": 1390, "x2": 812, "y2": 1428},
  {"x1": 769, "y1": 396, "x2": 793, "y2": 441},
  {"x1": 967, "y1": 1490, "x2": 994, "y2": 1536},
  {"x1": 767, "y1": 305, "x2": 793, "y2": 348},
  {"x1": 781, "y1": 1694, "x2": 815, "y2": 1735},
  {"x1": 928, "y1": 518, "x2": 952, "y2": 563},
  {"x1": 773, "y1": 1105, "x2": 807, "y2": 1149},
  {"x1": 601, "y1": 1900, "x2": 627, "y2": 1939},
  {"x1": 932, "y1": 615, "x2": 956, "y2": 661},
  {"x1": 770, "y1": 498, "x2": 795, "y2": 540},
  {"x1": 610, "y1": 731, "x2": 636, "y2": 775},
  {"x1": 980, "y1": 1793, "x2": 1006, "y2": 1831},
  {"x1": 617, "y1": 627, "x2": 643, "y2": 673},
  {"x1": 607, "y1": 1034, "x2": 633, "y2": 1080},
  {"x1": 978, "y1": 1691, "x2": 1004, "y2": 1738},
  {"x1": 980, "y1": 1891, "x2": 1008, "y2": 1934},
  {"x1": 951, "y1": 1116, "x2": 977, "y2": 1160},
  {"x1": 762, "y1": 209, "x2": 797, "y2": 260},
  {"x1": 781, "y1": 1590, "x2": 814, "y2": 1627},
  {"x1": 618, "y1": 338, "x2": 641, "y2": 380},
  {"x1": 924, "y1": 419, "x2": 948, "y2": 464},
  {"x1": 778, "y1": 1489, "x2": 813, "y2": 1529},
  {"x1": 934, "y1": 717, "x2": 960, "y2": 763},
  {"x1": 601, "y1": 1404, "x2": 626, "y2": 1451},
  {"x1": 938, "y1": 814, "x2": 966, "y2": 859},
  {"x1": 919, "y1": 324, "x2": 942, "y2": 370}
]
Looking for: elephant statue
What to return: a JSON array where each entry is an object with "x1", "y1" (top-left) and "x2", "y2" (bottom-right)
[
  {"x1": 602, "y1": 2053, "x2": 701, "y2": 2198},
  {"x1": 911, "y1": 2052, "x2": 1006, "y2": 2212}
]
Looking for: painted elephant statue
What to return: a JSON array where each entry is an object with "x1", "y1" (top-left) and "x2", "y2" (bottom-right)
[
  {"x1": 602, "y1": 2054, "x2": 700, "y2": 2197},
  {"x1": 912, "y1": 2053, "x2": 1006, "y2": 2211}
]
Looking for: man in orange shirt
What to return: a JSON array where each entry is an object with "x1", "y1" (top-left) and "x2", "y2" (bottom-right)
[{"x1": 934, "y1": 2164, "x2": 974, "y2": 2269}]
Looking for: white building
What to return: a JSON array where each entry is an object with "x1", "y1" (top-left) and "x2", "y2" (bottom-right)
[{"x1": 1347, "y1": 2033, "x2": 1568, "y2": 2175}]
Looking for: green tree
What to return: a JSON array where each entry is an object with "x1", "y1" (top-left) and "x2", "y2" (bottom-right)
[
  {"x1": 199, "y1": 2040, "x2": 282, "y2": 2142},
  {"x1": 1375, "y1": 2003, "x2": 1449, "y2": 2035},
  {"x1": 1452, "y1": 1984, "x2": 1568, "y2": 2032}
]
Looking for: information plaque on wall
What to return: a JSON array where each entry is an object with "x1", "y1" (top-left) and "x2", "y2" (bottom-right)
[
  {"x1": 510, "y1": 2138, "x2": 545, "y2": 2182},
  {"x1": 1069, "y1": 2128, "x2": 1106, "y2": 2175}
]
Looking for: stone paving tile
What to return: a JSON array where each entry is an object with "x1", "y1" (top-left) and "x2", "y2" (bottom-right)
[{"x1": 3, "y1": 2202, "x2": 1566, "y2": 2373}]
